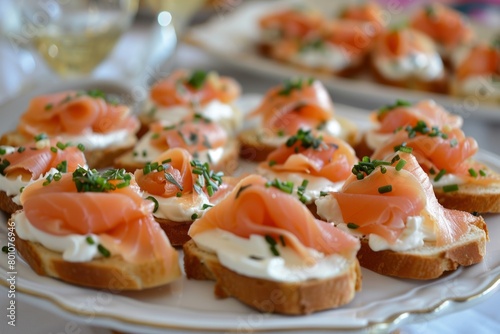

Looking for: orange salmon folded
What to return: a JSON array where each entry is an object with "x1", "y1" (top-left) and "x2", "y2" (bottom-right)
[
  {"x1": 316, "y1": 152, "x2": 488, "y2": 279},
  {"x1": 0, "y1": 137, "x2": 86, "y2": 213},
  {"x1": 12, "y1": 167, "x2": 181, "y2": 290},
  {"x1": 184, "y1": 174, "x2": 361, "y2": 314}
]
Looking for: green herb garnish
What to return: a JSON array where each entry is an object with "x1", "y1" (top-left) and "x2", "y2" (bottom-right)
[
  {"x1": 265, "y1": 178, "x2": 294, "y2": 194},
  {"x1": 278, "y1": 77, "x2": 314, "y2": 96},
  {"x1": 97, "y1": 244, "x2": 111, "y2": 257},
  {"x1": 187, "y1": 70, "x2": 208, "y2": 89},
  {"x1": 265, "y1": 235, "x2": 280, "y2": 256},
  {"x1": 347, "y1": 222, "x2": 359, "y2": 229},
  {"x1": 434, "y1": 169, "x2": 446, "y2": 182},
  {"x1": 146, "y1": 196, "x2": 159, "y2": 213},
  {"x1": 443, "y1": 184, "x2": 459, "y2": 192},
  {"x1": 190, "y1": 159, "x2": 223, "y2": 197},
  {"x1": 72, "y1": 167, "x2": 131, "y2": 192},
  {"x1": 285, "y1": 128, "x2": 325, "y2": 151},
  {"x1": 85, "y1": 236, "x2": 95, "y2": 245},
  {"x1": 0, "y1": 159, "x2": 10, "y2": 176},
  {"x1": 165, "y1": 172, "x2": 184, "y2": 191},
  {"x1": 191, "y1": 213, "x2": 199, "y2": 220},
  {"x1": 468, "y1": 168, "x2": 478, "y2": 178},
  {"x1": 378, "y1": 185, "x2": 393, "y2": 194},
  {"x1": 34, "y1": 133, "x2": 48, "y2": 142}
]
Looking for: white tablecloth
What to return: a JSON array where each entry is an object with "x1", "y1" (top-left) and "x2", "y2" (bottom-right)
[{"x1": 0, "y1": 17, "x2": 499, "y2": 334}]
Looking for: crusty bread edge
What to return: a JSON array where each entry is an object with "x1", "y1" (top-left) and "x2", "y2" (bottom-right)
[
  {"x1": 356, "y1": 217, "x2": 488, "y2": 280},
  {"x1": 154, "y1": 217, "x2": 192, "y2": 247},
  {"x1": 13, "y1": 219, "x2": 178, "y2": 290},
  {"x1": 183, "y1": 239, "x2": 361, "y2": 315},
  {"x1": 434, "y1": 183, "x2": 500, "y2": 213},
  {"x1": 0, "y1": 190, "x2": 22, "y2": 215}
]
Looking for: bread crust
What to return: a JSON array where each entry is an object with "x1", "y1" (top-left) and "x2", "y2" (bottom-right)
[
  {"x1": 434, "y1": 183, "x2": 500, "y2": 213},
  {"x1": 0, "y1": 190, "x2": 22, "y2": 215},
  {"x1": 183, "y1": 239, "x2": 361, "y2": 315},
  {"x1": 154, "y1": 217, "x2": 192, "y2": 247},
  {"x1": 14, "y1": 230, "x2": 178, "y2": 290},
  {"x1": 114, "y1": 141, "x2": 240, "y2": 175},
  {"x1": 356, "y1": 217, "x2": 488, "y2": 280}
]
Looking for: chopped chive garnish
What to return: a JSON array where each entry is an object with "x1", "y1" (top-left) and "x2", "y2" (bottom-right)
[
  {"x1": 56, "y1": 160, "x2": 68, "y2": 173},
  {"x1": 479, "y1": 169, "x2": 487, "y2": 177},
  {"x1": 347, "y1": 222, "x2": 359, "y2": 229},
  {"x1": 450, "y1": 138, "x2": 458, "y2": 148},
  {"x1": 45, "y1": 103, "x2": 53, "y2": 111},
  {"x1": 85, "y1": 236, "x2": 95, "y2": 245},
  {"x1": 285, "y1": 128, "x2": 324, "y2": 150},
  {"x1": 320, "y1": 191, "x2": 328, "y2": 197},
  {"x1": 443, "y1": 184, "x2": 459, "y2": 192},
  {"x1": 0, "y1": 148, "x2": 5, "y2": 155},
  {"x1": 395, "y1": 159, "x2": 406, "y2": 171},
  {"x1": 53, "y1": 173, "x2": 62, "y2": 181},
  {"x1": 468, "y1": 168, "x2": 478, "y2": 177},
  {"x1": 191, "y1": 213, "x2": 198, "y2": 220},
  {"x1": 268, "y1": 160, "x2": 277, "y2": 167},
  {"x1": 434, "y1": 169, "x2": 446, "y2": 182},
  {"x1": 77, "y1": 143, "x2": 85, "y2": 152},
  {"x1": 278, "y1": 77, "x2": 313, "y2": 96},
  {"x1": 391, "y1": 154, "x2": 401, "y2": 164},
  {"x1": 50, "y1": 146, "x2": 57, "y2": 153},
  {"x1": 17, "y1": 146, "x2": 25, "y2": 153},
  {"x1": 377, "y1": 99, "x2": 411, "y2": 119},
  {"x1": 378, "y1": 185, "x2": 392, "y2": 194},
  {"x1": 176, "y1": 192, "x2": 182, "y2": 197},
  {"x1": 207, "y1": 185, "x2": 214, "y2": 197},
  {"x1": 34, "y1": 133, "x2": 48, "y2": 141},
  {"x1": 97, "y1": 244, "x2": 111, "y2": 257},
  {"x1": 265, "y1": 178, "x2": 294, "y2": 194},
  {"x1": 264, "y1": 235, "x2": 280, "y2": 256},
  {"x1": 56, "y1": 142, "x2": 68, "y2": 150},
  {"x1": 397, "y1": 145, "x2": 413, "y2": 153},
  {"x1": 429, "y1": 167, "x2": 436, "y2": 175},
  {"x1": 187, "y1": 70, "x2": 208, "y2": 89},
  {"x1": 202, "y1": 204, "x2": 213, "y2": 210},
  {"x1": 72, "y1": 167, "x2": 130, "y2": 192},
  {"x1": 277, "y1": 129, "x2": 285, "y2": 137},
  {"x1": 146, "y1": 196, "x2": 159, "y2": 213}
]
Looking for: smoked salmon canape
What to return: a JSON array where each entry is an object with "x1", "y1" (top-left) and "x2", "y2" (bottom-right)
[
  {"x1": 11, "y1": 167, "x2": 181, "y2": 290},
  {"x1": 410, "y1": 3, "x2": 475, "y2": 64},
  {"x1": 0, "y1": 89, "x2": 140, "y2": 170},
  {"x1": 0, "y1": 136, "x2": 87, "y2": 214},
  {"x1": 267, "y1": 19, "x2": 377, "y2": 77},
  {"x1": 355, "y1": 99, "x2": 463, "y2": 158},
  {"x1": 114, "y1": 114, "x2": 239, "y2": 175},
  {"x1": 370, "y1": 27, "x2": 448, "y2": 94},
  {"x1": 183, "y1": 174, "x2": 361, "y2": 315},
  {"x1": 257, "y1": 7, "x2": 325, "y2": 56},
  {"x1": 134, "y1": 147, "x2": 238, "y2": 247},
  {"x1": 139, "y1": 69, "x2": 242, "y2": 137},
  {"x1": 370, "y1": 121, "x2": 500, "y2": 213},
  {"x1": 257, "y1": 129, "x2": 358, "y2": 214},
  {"x1": 316, "y1": 152, "x2": 488, "y2": 280},
  {"x1": 239, "y1": 78, "x2": 359, "y2": 162},
  {"x1": 449, "y1": 42, "x2": 500, "y2": 103}
]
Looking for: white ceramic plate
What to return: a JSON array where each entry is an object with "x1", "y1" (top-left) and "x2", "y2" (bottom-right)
[
  {"x1": 185, "y1": 0, "x2": 500, "y2": 121},
  {"x1": 0, "y1": 83, "x2": 500, "y2": 333}
]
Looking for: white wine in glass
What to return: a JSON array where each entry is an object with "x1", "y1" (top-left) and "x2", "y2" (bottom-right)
[{"x1": 22, "y1": 0, "x2": 139, "y2": 77}]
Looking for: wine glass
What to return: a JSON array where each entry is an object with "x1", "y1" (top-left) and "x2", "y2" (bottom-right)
[{"x1": 20, "y1": 0, "x2": 139, "y2": 77}]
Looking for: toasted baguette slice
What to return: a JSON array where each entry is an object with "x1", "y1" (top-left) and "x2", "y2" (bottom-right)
[
  {"x1": 449, "y1": 79, "x2": 500, "y2": 105},
  {"x1": 183, "y1": 239, "x2": 362, "y2": 315},
  {"x1": 0, "y1": 191, "x2": 22, "y2": 215},
  {"x1": 357, "y1": 216, "x2": 488, "y2": 280},
  {"x1": 434, "y1": 183, "x2": 500, "y2": 213},
  {"x1": 154, "y1": 218, "x2": 192, "y2": 247},
  {"x1": 0, "y1": 130, "x2": 136, "y2": 170},
  {"x1": 239, "y1": 117, "x2": 359, "y2": 162},
  {"x1": 14, "y1": 228, "x2": 176, "y2": 290},
  {"x1": 353, "y1": 133, "x2": 375, "y2": 160},
  {"x1": 113, "y1": 140, "x2": 240, "y2": 175}
]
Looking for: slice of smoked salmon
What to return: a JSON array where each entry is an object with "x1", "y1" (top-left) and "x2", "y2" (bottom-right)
[
  {"x1": 147, "y1": 117, "x2": 227, "y2": 155},
  {"x1": 340, "y1": 2, "x2": 385, "y2": 35},
  {"x1": 374, "y1": 28, "x2": 436, "y2": 59},
  {"x1": 455, "y1": 43, "x2": 500, "y2": 81},
  {"x1": 333, "y1": 152, "x2": 472, "y2": 246},
  {"x1": 374, "y1": 100, "x2": 463, "y2": 134},
  {"x1": 189, "y1": 174, "x2": 360, "y2": 263},
  {"x1": 259, "y1": 8, "x2": 324, "y2": 40},
  {"x1": 261, "y1": 131, "x2": 358, "y2": 183},
  {"x1": 2, "y1": 138, "x2": 86, "y2": 181},
  {"x1": 411, "y1": 3, "x2": 474, "y2": 50},
  {"x1": 18, "y1": 90, "x2": 139, "y2": 137},
  {"x1": 150, "y1": 69, "x2": 241, "y2": 107},
  {"x1": 249, "y1": 79, "x2": 334, "y2": 136},
  {"x1": 134, "y1": 147, "x2": 226, "y2": 201},
  {"x1": 20, "y1": 169, "x2": 180, "y2": 271}
]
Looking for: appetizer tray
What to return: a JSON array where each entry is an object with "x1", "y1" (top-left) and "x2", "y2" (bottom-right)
[
  {"x1": 0, "y1": 84, "x2": 500, "y2": 333},
  {"x1": 185, "y1": 0, "x2": 500, "y2": 121}
]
